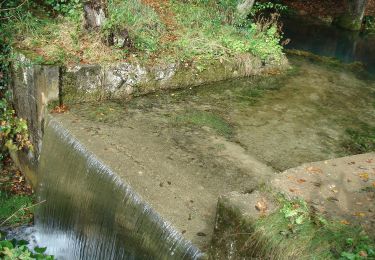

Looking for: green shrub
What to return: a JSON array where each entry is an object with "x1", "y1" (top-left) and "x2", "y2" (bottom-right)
[{"x1": 0, "y1": 238, "x2": 54, "y2": 260}]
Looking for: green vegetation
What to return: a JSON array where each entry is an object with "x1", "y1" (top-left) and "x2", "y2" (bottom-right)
[
  {"x1": 5, "y1": 0, "x2": 285, "y2": 65},
  {"x1": 0, "y1": 192, "x2": 34, "y2": 227},
  {"x1": 174, "y1": 110, "x2": 233, "y2": 137},
  {"x1": 0, "y1": 238, "x2": 54, "y2": 260},
  {"x1": 364, "y1": 16, "x2": 375, "y2": 34},
  {"x1": 342, "y1": 123, "x2": 375, "y2": 154},
  {"x1": 1, "y1": 1, "x2": 33, "y2": 168},
  {"x1": 250, "y1": 197, "x2": 375, "y2": 259}
]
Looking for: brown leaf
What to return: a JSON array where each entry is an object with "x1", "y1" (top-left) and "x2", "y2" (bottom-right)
[
  {"x1": 354, "y1": 212, "x2": 366, "y2": 217},
  {"x1": 306, "y1": 166, "x2": 323, "y2": 174},
  {"x1": 358, "y1": 172, "x2": 369, "y2": 182},
  {"x1": 340, "y1": 220, "x2": 350, "y2": 225},
  {"x1": 255, "y1": 200, "x2": 268, "y2": 213},
  {"x1": 359, "y1": 251, "x2": 368, "y2": 257},
  {"x1": 297, "y1": 179, "x2": 306, "y2": 184},
  {"x1": 365, "y1": 159, "x2": 373, "y2": 163}
]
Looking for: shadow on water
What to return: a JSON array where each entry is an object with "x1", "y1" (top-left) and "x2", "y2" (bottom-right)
[{"x1": 282, "y1": 16, "x2": 375, "y2": 73}]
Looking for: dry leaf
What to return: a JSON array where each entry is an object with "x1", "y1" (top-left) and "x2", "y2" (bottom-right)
[
  {"x1": 354, "y1": 212, "x2": 366, "y2": 217},
  {"x1": 306, "y1": 166, "x2": 323, "y2": 174},
  {"x1": 359, "y1": 251, "x2": 368, "y2": 257},
  {"x1": 340, "y1": 220, "x2": 350, "y2": 225},
  {"x1": 297, "y1": 179, "x2": 306, "y2": 184},
  {"x1": 372, "y1": 181, "x2": 375, "y2": 187},
  {"x1": 365, "y1": 159, "x2": 373, "y2": 163},
  {"x1": 358, "y1": 172, "x2": 369, "y2": 182},
  {"x1": 255, "y1": 200, "x2": 268, "y2": 213}
]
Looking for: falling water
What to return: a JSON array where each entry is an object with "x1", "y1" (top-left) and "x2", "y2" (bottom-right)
[{"x1": 34, "y1": 116, "x2": 203, "y2": 259}]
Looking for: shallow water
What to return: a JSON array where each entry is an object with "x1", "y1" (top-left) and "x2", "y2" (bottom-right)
[
  {"x1": 109, "y1": 56, "x2": 374, "y2": 171},
  {"x1": 29, "y1": 55, "x2": 375, "y2": 259}
]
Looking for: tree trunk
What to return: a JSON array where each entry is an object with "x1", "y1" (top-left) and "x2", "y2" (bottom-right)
[
  {"x1": 236, "y1": 0, "x2": 256, "y2": 17},
  {"x1": 335, "y1": 0, "x2": 368, "y2": 31},
  {"x1": 83, "y1": 0, "x2": 114, "y2": 45},
  {"x1": 348, "y1": 0, "x2": 368, "y2": 21}
]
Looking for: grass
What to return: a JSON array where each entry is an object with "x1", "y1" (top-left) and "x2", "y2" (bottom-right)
[
  {"x1": 0, "y1": 191, "x2": 34, "y2": 227},
  {"x1": 226, "y1": 196, "x2": 375, "y2": 259},
  {"x1": 174, "y1": 110, "x2": 233, "y2": 137},
  {"x1": 253, "y1": 200, "x2": 373, "y2": 259},
  {"x1": 9, "y1": 0, "x2": 284, "y2": 65},
  {"x1": 341, "y1": 123, "x2": 375, "y2": 154}
]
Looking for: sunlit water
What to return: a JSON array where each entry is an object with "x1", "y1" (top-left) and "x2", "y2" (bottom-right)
[
  {"x1": 9, "y1": 19, "x2": 375, "y2": 260},
  {"x1": 33, "y1": 117, "x2": 202, "y2": 259}
]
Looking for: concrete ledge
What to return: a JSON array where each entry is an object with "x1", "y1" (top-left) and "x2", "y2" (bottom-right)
[{"x1": 210, "y1": 191, "x2": 277, "y2": 259}]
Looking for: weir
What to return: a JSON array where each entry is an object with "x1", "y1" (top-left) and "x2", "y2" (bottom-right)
[{"x1": 34, "y1": 116, "x2": 203, "y2": 259}]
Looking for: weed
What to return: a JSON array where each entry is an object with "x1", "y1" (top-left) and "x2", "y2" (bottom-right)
[
  {"x1": 342, "y1": 123, "x2": 375, "y2": 154},
  {"x1": 174, "y1": 110, "x2": 232, "y2": 137},
  {"x1": 247, "y1": 197, "x2": 375, "y2": 259},
  {"x1": 0, "y1": 192, "x2": 34, "y2": 227}
]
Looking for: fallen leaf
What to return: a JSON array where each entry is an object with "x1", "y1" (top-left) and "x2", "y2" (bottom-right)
[
  {"x1": 359, "y1": 251, "x2": 368, "y2": 257},
  {"x1": 297, "y1": 179, "x2": 306, "y2": 184},
  {"x1": 372, "y1": 182, "x2": 375, "y2": 187},
  {"x1": 255, "y1": 200, "x2": 268, "y2": 213},
  {"x1": 306, "y1": 166, "x2": 323, "y2": 174},
  {"x1": 365, "y1": 159, "x2": 373, "y2": 163},
  {"x1": 354, "y1": 212, "x2": 366, "y2": 217},
  {"x1": 340, "y1": 220, "x2": 350, "y2": 225},
  {"x1": 358, "y1": 172, "x2": 369, "y2": 182},
  {"x1": 348, "y1": 161, "x2": 356, "y2": 165}
]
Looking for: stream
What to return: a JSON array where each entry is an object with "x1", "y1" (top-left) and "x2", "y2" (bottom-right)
[{"x1": 9, "y1": 17, "x2": 375, "y2": 260}]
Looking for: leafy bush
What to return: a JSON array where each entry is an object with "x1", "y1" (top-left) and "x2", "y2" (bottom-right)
[
  {"x1": 0, "y1": 95, "x2": 32, "y2": 153},
  {"x1": 0, "y1": 239, "x2": 54, "y2": 260}
]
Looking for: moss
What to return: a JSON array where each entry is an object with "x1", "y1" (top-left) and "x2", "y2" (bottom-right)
[
  {"x1": 333, "y1": 14, "x2": 362, "y2": 31},
  {"x1": 286, "y1": 49, "x2": 365, "y2": 72},
  {"x1": 173, "y1": 110, "x2": 233, "y2": 137},
  {"x1": 341, "y1": 123, "x2": 375, "y2": 154}
]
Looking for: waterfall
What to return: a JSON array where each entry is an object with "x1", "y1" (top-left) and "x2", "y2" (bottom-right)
[{"x1": 34, "y1": 116, "x2": 203, "y2": 259}]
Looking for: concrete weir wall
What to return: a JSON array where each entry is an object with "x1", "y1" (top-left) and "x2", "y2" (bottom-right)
[
  {"x1": 11, "y1": 52, "x2": 288, "y2": 159},
  {"x1": 9, "y1": 52, "x2": 288, "y2": 258}
]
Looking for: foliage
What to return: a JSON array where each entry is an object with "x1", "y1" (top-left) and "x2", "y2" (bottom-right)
[
  {"x1": 43, "y1": 0, "x2": 82, "y2": 18},
  {"x1": 0, "y1": 1, "x2": 33, "y2": 165},
  {"x1": 0, "y1": 238, "x2": 54, "y2": 260},
  {"x1": 364, "y1": 16, "x2": 375, "y2": 33},
  {"x1": 0, "y1": 191, "x2": 34, "y2": 227},
  {"x1": 250, "y1": 2, "x2": 288, "y2": 17},
  {"x1": 171, "y1": 1, "x2": 284, "y2": 62},
  {"x1": 0, "y1": 95, "x2": 32, "y2": 153},
  {"x1": 252, "y1": 196, "x2": 375, "y2": 259}
]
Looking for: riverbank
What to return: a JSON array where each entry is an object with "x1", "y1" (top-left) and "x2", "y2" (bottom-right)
[{"x1": 0, "y1": 156, "x2": 34, "y2": 230}]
